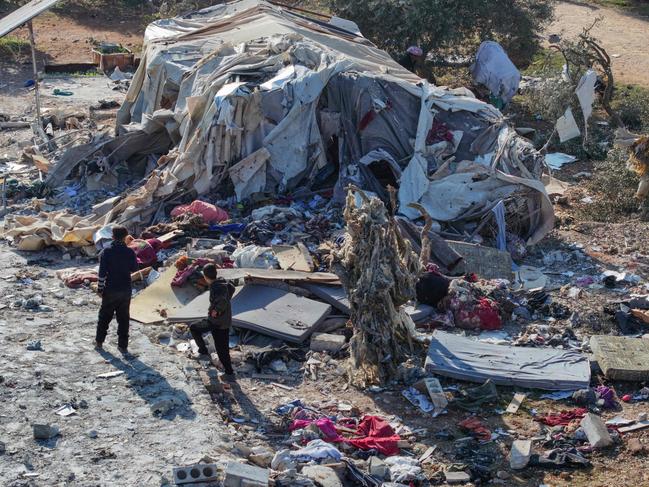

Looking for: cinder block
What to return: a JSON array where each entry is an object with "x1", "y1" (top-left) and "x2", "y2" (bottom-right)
[
  {"x1": 172, "y1": 463, "x2": 218, "y2": 485},
  {"x1": 445, "y1": 471, "x2": 471, "y2": 484},
  {"x1": 310, "y1": 333, "x2": 346, "y2": 353},
  {"x1": 509, "y1": 440, "x2": 532, "y2": 470},
  {"x1": 224, "y1": 461, "x2": 269, "y2": 487},
  {"x1": 581, "y1": 413, "x2": 613, "y2": 449}
]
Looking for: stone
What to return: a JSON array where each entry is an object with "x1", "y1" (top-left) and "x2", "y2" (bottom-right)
[
  {"x1": 198, "y1": 369, "x2": 224, "y2": 393},
  {"x1": 271, "y1": 450, "x2": 296, "y2": 472},
  {"x1": 249, "y1": 447, "x2": 274, "y2": 468},
  {"x1": 224, "y1": 461, "x2": 269, "y2": 487},
  {"x1": 88, "y1": 430, "x2": 98, "y2": 439},
  {"x1": 590, "y1": 335, "x2": 649, "y2": 381},
  {"x1": 32, "y1": 423, "x2": 58, "y2": 440},
  {"x1": 628, "y1": 438, "x2": 645, "y2": 455},
  {"x1": 509, "y1": 440, "x2": 532, "y2": 470},
  {"x1": 309, "y1": 333, "x2": 346, "y2": 353},
  {"x1": 580, "y1": 413, "x2": 613, "y2": 449},
  {"x1": 496, "y1": 470, "x2": 510, "y2": 480},
  {"x1": 445, "y1": 471, "x2": 471, "y2": 484},
  {"x1": 269, "y1": 359, "x2": 288, "y2": 373},
  {"x1": 368, "y1": 456, "x2": 389, "y2": 480},
  {"x1": 301, "y1": 465, "x2": 342, "y2": 487}
]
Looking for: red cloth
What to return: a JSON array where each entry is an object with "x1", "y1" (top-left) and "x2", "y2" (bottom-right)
[
  {"x1": 128, "y1": 238, "x2": 162, "y2": 267},
  {"x1": 289, "y1": 415, "x2": 401, "y2": 456},
  {"x1": 458, "y1": 417, "x2": 491, "y2": 441},
  {"x1": 347, "y1": 416, "x2": 401, "y2": 456},
  {"x1": 536, "y1": 408, "x2": 588, "y2": 426},
  {"x1": 290, "y1": 418, "x2": 342, "y2": 442},
  {"x1": 170, "y1": 200, "x2": 228, "y2": 224},
  {"x1": 63, "y1": 271, "x2": 98, "y2": 288},
  {"x1": 475, "y1": 298, "x2": 502, "y2": 330}
]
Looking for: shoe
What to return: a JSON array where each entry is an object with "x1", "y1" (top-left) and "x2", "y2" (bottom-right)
[
  {"x1": 94, "y1": 341, "x2": 103, "y2": 350},
  {"x1": 222, "y1": 373, "x2": 237, "y2": 382},
  {"x1": 191, "y1": 352, "x2": 210, "y2": 361},
  {"x1": 117, "y1": 347, "x2": 128, "y2": 354}
]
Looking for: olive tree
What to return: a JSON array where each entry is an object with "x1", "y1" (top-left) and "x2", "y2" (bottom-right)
[{"x1": 327, "y1": 0, "x2": 555, "y2": 65}]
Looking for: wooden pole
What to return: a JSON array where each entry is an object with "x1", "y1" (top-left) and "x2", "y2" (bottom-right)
[{"x1": 27, "y1": 21, "x2": 42, "y2": 124}]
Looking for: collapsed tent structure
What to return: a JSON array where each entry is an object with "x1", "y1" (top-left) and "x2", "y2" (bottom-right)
[{"x1": 2, "y1": 0, "x2": 553, "y2": 250}]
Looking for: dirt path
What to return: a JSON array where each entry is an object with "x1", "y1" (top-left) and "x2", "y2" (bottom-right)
[{"x1": 547, "y1": 1, "x2": 649, "y2": 87}]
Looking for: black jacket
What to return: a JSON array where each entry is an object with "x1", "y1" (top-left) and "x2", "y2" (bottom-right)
[
  {"x1": 208, "y1": 278, "x2": 236, "y2": 329},
  {"x1": 98, "y1": 241, "x2": 138, "y2": 294}
]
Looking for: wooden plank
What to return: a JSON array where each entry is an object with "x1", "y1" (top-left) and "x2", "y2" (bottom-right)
[
  {"x1": 506, "y1": 393, "x2": 527, "y2": 414},
  {"x1": 130, "y1": 266, "x2": 202, "y2": 324},
  {"x1": 619, "y1": 421, "x2": 649, "y2": 434}
]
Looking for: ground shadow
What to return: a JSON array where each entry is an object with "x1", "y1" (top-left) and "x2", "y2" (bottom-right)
[{"x1": 98, "y1": 348, "x2": 197, "y2": 421}]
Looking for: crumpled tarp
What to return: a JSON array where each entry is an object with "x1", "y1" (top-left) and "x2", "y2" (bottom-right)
[
  {"x1": 470, "y1": 41, "x2": 521, "y2": 104},
  {"x1": 2, "y1": 0, "x2": 553, "y2": 249},
  {"x1": 425, "y1": 330, "x2": 591, "y2": 390}
]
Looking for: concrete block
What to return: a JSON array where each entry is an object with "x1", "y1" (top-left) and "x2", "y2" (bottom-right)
[
  {"x1": 310, "y1": 333, "x2": 346, "y2": 353},
  {"x1": 224, "y1": 461, "x2": 269, "y2": 487},
  {"x1": 173, "y1": 464, "x2": 218, "y2": 485},
  {"x1": 509, "y1": 440, "x2": 532, "y2": 470},
  {"x1": 445, "y1": 471, "x2": 471, "y2": 484},
  {"x1": 301, "y1": 465, "x2": 342, "y2": 487},
  {"x1": 581, "y1": 413, "x2": 613, "y2": 449},
  {"x1": 32, "y1": 423, "x2": 58, "y2": 440},
  {"x1": 368, "y1": 456, "x2": 389, "y2": 479}
]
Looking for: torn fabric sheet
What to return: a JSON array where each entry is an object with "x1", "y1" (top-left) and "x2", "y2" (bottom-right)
[
  {"x1": 2, "y1": 0, "x2": 554, "y2": 250},
  {"x1": 470, "y1": 41, "x2": 521, "y2": 104},
  {"x1": 556, "y1": 108, "x2": 581, "y2": 143}
]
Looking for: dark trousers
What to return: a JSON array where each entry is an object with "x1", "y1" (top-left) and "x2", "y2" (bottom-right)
[
  {"x1": 96, "y1": 290, "x2": 131, "y2": 349},
  {"x1": 189, "y1": 321, "x2": 233, "y2": 374}
]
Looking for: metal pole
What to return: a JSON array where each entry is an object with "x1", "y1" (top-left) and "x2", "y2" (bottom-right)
[{"x1": 27, "y1": 20, "x2": 42, "y2": 124}]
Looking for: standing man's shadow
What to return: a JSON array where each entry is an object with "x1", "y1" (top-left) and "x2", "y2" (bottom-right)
[{"x1": 97, "y1": 349, "x2": 196, "y2": 420}]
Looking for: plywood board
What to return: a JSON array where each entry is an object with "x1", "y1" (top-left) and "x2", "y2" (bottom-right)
[
  {"x1": 168, "y1": 284, "x2": 331, "y2": 343},
  {"x1": 425, "y1": 331, "x2": 590, "y2": 390},
  {"x1": 446, "y1": 241, "x2": 513, "y2": 280},
  {"x1": 590, "y1": 335, "x2": 649, "y2": 381},
  {"x1": 216, "y1": 268, "x2": 339, "y2": 284},
  {"x1": 300, "y1": 283, "x2": 434, "y2": 322},
  {"x1": 130, "y1": 266, "x2": 202, "y2": 324},
  {"x1": 272, "y1": 243, "x2": 315, "y2": 272}
]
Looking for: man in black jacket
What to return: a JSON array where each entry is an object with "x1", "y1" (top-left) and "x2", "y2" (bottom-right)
[
  {"x1": 95, "y1": 225, "x2": 138, "y2": 353},
  {"x1": 189, "y1": 264, "x2": 236, "y2": 379}
]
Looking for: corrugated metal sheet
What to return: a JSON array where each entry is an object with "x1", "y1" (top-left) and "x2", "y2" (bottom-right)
[{"x1": 0, "y1": 0, "x2": 60, "y2": 38}]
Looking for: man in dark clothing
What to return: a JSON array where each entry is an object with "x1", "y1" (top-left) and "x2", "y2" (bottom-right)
[
  {"x1": 95, "y1": 225, "x2": 138, "y2": 353},
  {"x1": 189, "y1": 264, "x2": 236, "y2": 379},
  {"x1": 398, "y1": 45, "x2": 423, "y2": 73}
]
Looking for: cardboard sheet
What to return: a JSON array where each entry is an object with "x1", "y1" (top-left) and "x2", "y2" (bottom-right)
[
  {"x1": 130, "y1": 266, "x2": 202, "y2": 324},
  {"x1": 168, "y1": 284, "x2": 331, "y2": 343},
  {"x1": 272, "y1": 243, "x2": 315, "y2": 272},
  {"x1": 425, "y1": 330, "x2": 590, "y2": 390}
]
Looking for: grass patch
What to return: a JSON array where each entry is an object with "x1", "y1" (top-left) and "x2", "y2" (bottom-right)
[
  {"x1": 522, "y1": 48, "x2": 564, "y2": 77},
  {"x1": 0, "y1": 35, "x2": 29, "y2": 57},
  {"x1": 612, "y1": 85, "x2": 649, "y2": 132},
  {"x1": 577, "y1": 148, "x2": 640, "y2": 221}
]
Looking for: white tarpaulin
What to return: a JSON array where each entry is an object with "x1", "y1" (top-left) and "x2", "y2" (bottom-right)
[
  {"x1": 470, "y1": 41, "x2": 521, "y2": 104},
  {"x1": 2, "y1": 0, "x2": 554, "y2": 249}
]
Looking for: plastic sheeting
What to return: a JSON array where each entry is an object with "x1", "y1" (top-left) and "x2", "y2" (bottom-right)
[
  {"x1": 425, "y1": 330, "x2": 591, "y2": 390},
  {"x1": 470, "y1": 41, "x2": 521, "y2": 104},
  {"x1": 2, "y1": 0, "x2": 554, "y2": 249}
]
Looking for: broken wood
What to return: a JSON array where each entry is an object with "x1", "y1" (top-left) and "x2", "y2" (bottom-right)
[{"x1": 506, "y1": 393, "x2": 527, "y2": 414}]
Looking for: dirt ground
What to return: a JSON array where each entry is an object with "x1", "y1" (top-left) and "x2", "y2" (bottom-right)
[{"x1": 546, "y1": 1, "x2": 649, "y2": 87}]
